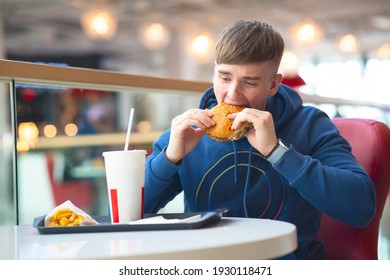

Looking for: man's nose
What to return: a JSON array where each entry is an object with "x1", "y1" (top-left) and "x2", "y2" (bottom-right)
[{"x1": 227, "y1": 82, "x2": 242, "y2": 99}]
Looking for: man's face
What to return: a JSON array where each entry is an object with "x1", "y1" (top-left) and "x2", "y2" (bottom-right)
[{"x1": 212, "y1": 61, "x2": 282, "y2": 110}]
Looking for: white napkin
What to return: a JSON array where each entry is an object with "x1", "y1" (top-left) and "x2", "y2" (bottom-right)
[{"x1": 128, "y1": 214, "x2": 202, "y2": 225}]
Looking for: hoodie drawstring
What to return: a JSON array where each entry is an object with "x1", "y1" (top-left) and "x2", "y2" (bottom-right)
[
  {"x1": 232, "y1": 141, "x2": 254, "y2": 217},
  {"x1": 243, "y1": 145, "x2": 253, "y2": 217},
  {"x1": 232, "y1": 141, "x2": 255, "y2": 217},
  {"x1": 232, "y1": 141, "x2": 238, "y2": 184},
  {"x1": 207, "y1": 141, "x2": 277, "y2": 219},
  {"x1": 239, "y1": 144, "x2": 274, "y2": 219}
]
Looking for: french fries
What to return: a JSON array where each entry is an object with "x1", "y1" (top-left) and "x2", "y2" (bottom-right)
[{"x1": 48, "y1": 208, "x2": 84, "y2": 227}]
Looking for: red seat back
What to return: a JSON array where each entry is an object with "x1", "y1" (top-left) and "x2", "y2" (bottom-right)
[
  {"x1": 318, "y1": 118, "x2": 390, "y2": 259},
  {"x1": 46, "y1": 152, "x2": 93, "y2": 211}
]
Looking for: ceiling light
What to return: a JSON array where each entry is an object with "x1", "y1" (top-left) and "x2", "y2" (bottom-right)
[
  {"x1": 80, "y1": 9, "x2": 117, "y2": 40},
  {"x1": 18, "y1": 122, "x2": 39, "y2": 148},
  {"x1": 338, "y1": 34, "x2": 359, "y2": 53},
  {"x1": 188, "y1": 33, "x2": 214, "y2": 64},
  {"x1": 65, "y1": 123, "x2": 78, "y2": 137},
  {"x1": 43, "y1": 124, "x2": 57, "y2": 138},
  {"x1": 291, "y1": 18, "x2": 323, "y2": 45},
  {"x1": 376, "y1": 43, "x2": 390, "y2": 60},
  {"x1": 139, "y1": 22, "x2": 171, "y2": 50}
]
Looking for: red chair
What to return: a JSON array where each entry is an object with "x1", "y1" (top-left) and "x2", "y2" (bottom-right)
[
  {"x1": 318, "y1": 118, "x2": 390, "y2": 259},
  {"x1": 46, "y1": 152, "x2": 93, "y2": 211}
]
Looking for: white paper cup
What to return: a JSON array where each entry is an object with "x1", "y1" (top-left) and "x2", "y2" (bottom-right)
[{"x1": 102, "y1": 150, "x2": 146, "y2": 223}]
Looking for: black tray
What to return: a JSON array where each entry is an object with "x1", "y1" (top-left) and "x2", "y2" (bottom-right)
[{"x1": 33, "y1": 208, "x2": 228, "y2": 234}]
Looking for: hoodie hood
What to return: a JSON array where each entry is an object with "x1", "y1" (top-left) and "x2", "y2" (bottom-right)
[{"x1": 198, "y1": 84, "x2": 303, "y2": 130}]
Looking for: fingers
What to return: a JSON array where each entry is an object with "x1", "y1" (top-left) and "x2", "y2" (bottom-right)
[
  {"x1": 230, "y1": 108, "x2": 273, "y2": 130},
  {"x1": 172, "y1": 109, "x2": 215, "y2": 130},
  {"x1": 229, "y1": 108, "x2": 277, "y2": 153}
]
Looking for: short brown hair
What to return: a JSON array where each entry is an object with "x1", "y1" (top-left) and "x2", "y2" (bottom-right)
[{"x1": 215, "y1": 19, "x2": 284, "y2": 70}]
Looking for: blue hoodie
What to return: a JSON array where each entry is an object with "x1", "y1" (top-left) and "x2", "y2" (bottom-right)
[{"x1": 144, "y1": 84, "x2": 376, "y2": 259}]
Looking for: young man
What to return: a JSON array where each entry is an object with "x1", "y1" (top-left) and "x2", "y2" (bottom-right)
[{"x1": 144, "y1": 19, "x2": 375, "y2": 259}]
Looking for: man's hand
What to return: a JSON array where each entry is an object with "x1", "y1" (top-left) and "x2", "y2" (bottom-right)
[
  {"x1": 230, "y1": 108, "x2": 278, "y2": 156},
  {"x1": 165, "y1": 109, "x2": 215, "y2": 164}
]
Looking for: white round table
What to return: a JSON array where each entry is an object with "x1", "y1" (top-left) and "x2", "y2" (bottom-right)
[{"x1": 0, "y1": 217, "x2": 297, "y2": 260}]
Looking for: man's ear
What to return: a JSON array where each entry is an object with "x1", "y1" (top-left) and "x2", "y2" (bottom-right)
[{"x1": 269, "y1": 73, "x2": 283, "y2": 96}]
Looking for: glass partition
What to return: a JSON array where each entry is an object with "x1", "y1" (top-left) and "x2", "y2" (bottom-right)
[
  {"x1": 0, "y1": 81, "x2": 16, "y2": 225},
  {"x1": 13, "y1": 82, "x2": 199, "y2": 224}
]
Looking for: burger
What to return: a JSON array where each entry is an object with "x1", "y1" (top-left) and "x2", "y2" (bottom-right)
[{"x1": 205, "y1": 103, "x2": 252, "y2": 142}]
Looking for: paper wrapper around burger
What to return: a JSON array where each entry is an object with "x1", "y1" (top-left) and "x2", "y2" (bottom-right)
[{"x1": 44, "y1": 200, "x2": 98, "y2": 227}]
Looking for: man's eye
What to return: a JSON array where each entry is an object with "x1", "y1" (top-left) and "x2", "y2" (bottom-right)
[
  {"x1": 220, "y1": 75, "x2": 230, "y2": 82},
  {"x1": 244, "y1": 81, "x2": 256, "y2": 86}
]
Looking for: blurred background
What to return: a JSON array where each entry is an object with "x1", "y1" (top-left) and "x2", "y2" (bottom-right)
[
  {"x1": 2, "y1": 0, "x2": 390, "y2": 112},
  {"x1": 1, "y1": 0, "x2": 390, "y2": 258},
  {"x1": 1, "y1": 0, "x2": 389, "y2": 101}
]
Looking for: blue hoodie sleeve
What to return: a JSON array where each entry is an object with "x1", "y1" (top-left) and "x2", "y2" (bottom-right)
[
  {"x1": 272, "y1": 110, "x2": 376, "y2": 227},
  {"x1": 144, "y1": 130, "x2": 183, "y2": 213}
]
